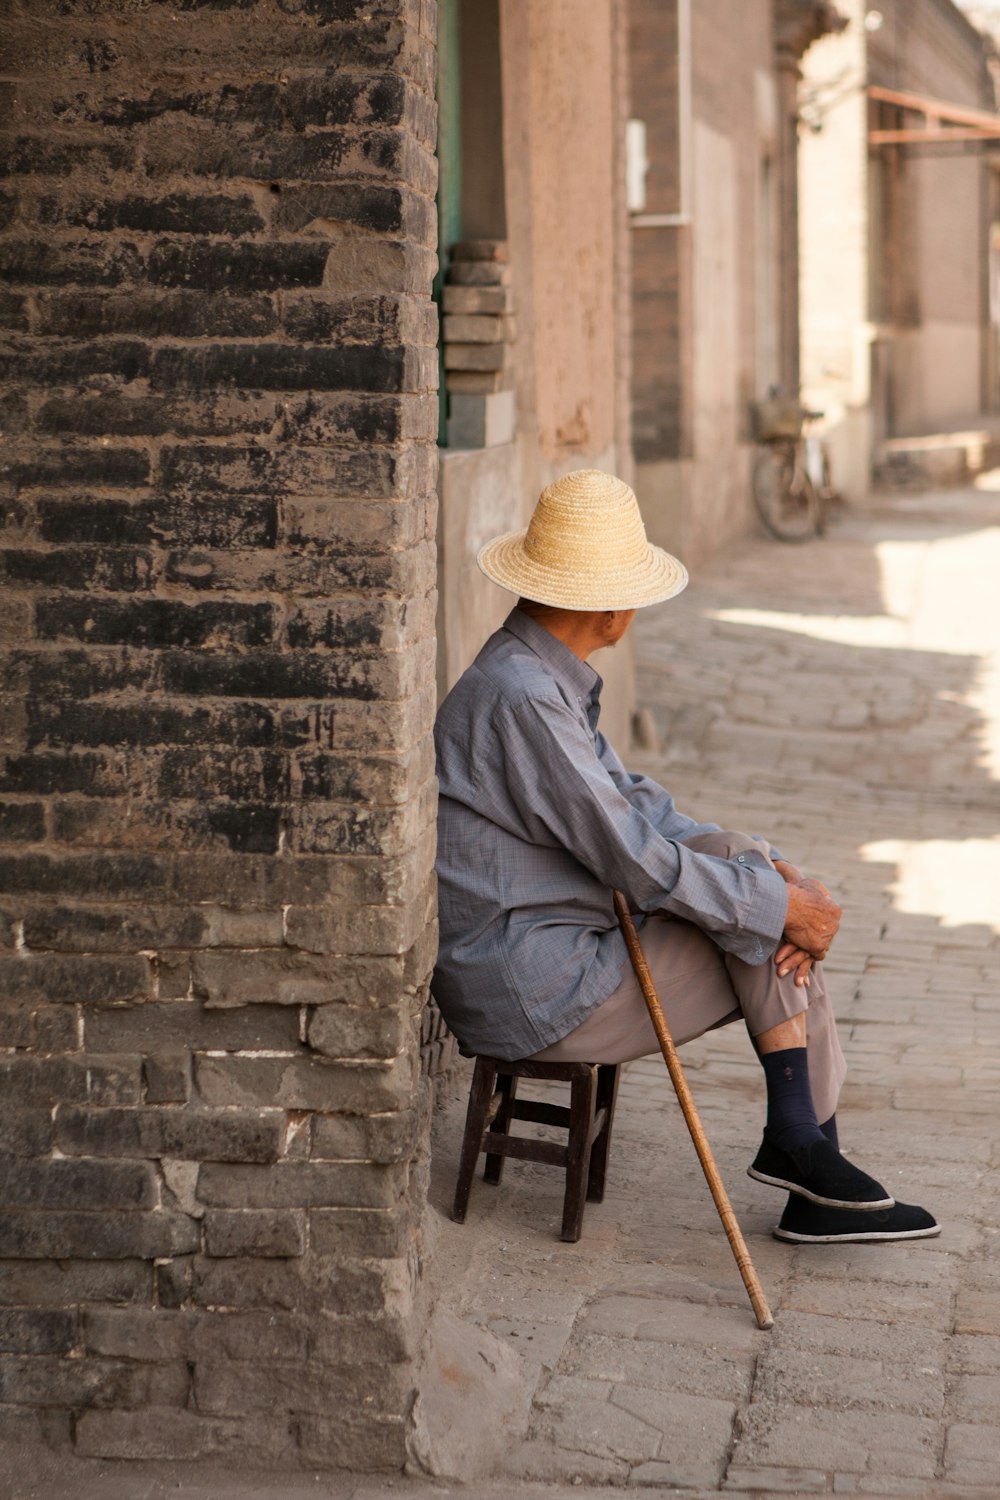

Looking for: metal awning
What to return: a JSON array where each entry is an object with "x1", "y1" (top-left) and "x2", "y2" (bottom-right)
[{"x1": 868, "y1": 84, "x2": 1000, "y2": 145}]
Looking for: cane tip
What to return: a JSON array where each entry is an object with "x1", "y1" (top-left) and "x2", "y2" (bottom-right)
[{"x1": 756, "y1": 1311, "x2": 775, "y2": 1331}]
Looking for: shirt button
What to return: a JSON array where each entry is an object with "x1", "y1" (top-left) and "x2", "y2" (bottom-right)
[{"x1": 737, "y1": 854, "x2": 746, "y2": 863}]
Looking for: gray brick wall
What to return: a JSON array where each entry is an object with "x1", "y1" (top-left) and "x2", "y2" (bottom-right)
[{"x1": 0, "y1": 0, "x2": 438, "y2": 1468}]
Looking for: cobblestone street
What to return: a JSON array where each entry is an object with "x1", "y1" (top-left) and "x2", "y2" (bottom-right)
[{"x1": 7, "y1": 482, "x2": 1000, "y2": 1499}]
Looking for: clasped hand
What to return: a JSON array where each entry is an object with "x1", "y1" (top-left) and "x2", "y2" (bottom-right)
[{"x1": 772, "y1": 859, "x2": 842, "y2": 988}]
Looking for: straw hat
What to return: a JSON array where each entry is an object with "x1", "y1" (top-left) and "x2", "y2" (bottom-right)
[{"x1": 477, "y1": 469, "x2": 688, "y2": 611}]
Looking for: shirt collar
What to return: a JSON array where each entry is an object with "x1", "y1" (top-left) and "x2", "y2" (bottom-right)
[{"x1": 502, "y1": 607, "x2": 603, "y2": 710}]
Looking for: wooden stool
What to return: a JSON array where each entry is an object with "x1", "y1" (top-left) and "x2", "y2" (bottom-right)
[{"x1": 451, "y1": 1056, "x2": 620, "y2": 1242}]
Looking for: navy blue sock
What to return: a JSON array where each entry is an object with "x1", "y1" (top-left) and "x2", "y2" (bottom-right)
[
  {"x1": 760, "y1": 1047, "x2": 825, "y2": 1152},
  {"x1": 820, "y1": 1114, "x2": 839, "y2": 1150}
]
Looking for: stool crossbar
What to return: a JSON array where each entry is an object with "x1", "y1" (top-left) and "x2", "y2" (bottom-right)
[{"x1": 451, "y1": 1056, "x2": 620, "y2": 1242}]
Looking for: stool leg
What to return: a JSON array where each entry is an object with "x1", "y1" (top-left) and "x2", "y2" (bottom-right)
[
  {"x1": 587, "y1": 1063, "x2": 620, "y2": 1203},
  {"x1": 452, "y1": 1058, "x2": 496, "y2": 1223},
  {"x1": 561, "y1": 1068, "x2": 597, "y2": 1242},
  {"x1": 484, "y1": 1070, "x2": 518, "y2": 1185}
]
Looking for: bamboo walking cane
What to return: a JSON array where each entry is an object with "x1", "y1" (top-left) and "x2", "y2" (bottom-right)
[{"x1": 613, "y1": 890, "x2": 774, "y2": 1331}]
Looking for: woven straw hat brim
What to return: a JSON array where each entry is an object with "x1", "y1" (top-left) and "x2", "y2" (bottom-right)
[{"x1": 478, "y1": 529, "x2": 688, "y2": 611}]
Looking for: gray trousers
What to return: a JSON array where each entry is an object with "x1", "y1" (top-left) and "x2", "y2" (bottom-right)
[{"x1": 529, "y1": 830, "x2": 847, "y2": 1124}]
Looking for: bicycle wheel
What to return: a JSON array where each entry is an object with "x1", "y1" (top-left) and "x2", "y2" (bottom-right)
[{"x1": 752, "y1": 442, "x2": 820, "y2": 542}]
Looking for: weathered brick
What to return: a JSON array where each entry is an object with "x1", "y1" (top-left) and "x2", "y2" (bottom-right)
[
  {"x1": 150, "y1": 341, "x2": 410, "y2": 393},
  {"x1": 0, "y1": 1108, "x2": 54, "y2": 1156},
  {"x1": 84, "y1": 1001, "x2": 296, "y2": 1052},
  {"x1": 280, "y1": 291, "x2": 436, "y2": 346},
  {"x1": 442, "y1": 283, "x2": 514, "y2": 314},
  {"x1": 194, "y1": 1054, "x2": 419, "y2": 1114},
  {"x1": 0, "y1": 800, "x2": 45, "y2": 840},
  {"x1": 0, "y1": 1055, "x2": 141, "y2": 1108},
  {"x1": 83, "y1": 1308, "x2": 189, "y2": 1362},
  {"x1": 0, "y1": 1259, "x2": 148, "y2": 1308},
  {"x1": 84, "y1": 1306, "x2": 307, "y2": 1362},
  {"x1": 196, "y1": 1159, "x2": 408, "y2": 1210},
  {"x1": 272, "y1": 178, "x2": 433, "y2": 236},
  {"x1": 287, "y1": 783, "x2": 434, "y2": 856},
  {"x1": 284, "y1": 898, "x2": 430, "y2": 958},
  {"x1": 189, "y1": 948, "x2": 325, "y2": 1008},
  {"x1": 166, "y1": 851, "x2": 333, "y2": 906},
  {"x1": 310, "y1": 1108, "x2": 420, "y2": 1165},
  {"x1": 29, "y1": 699, "x2": 278, "y2": 752},
  {"x1": 6, "y1": 137, "x2": 135, "y2": 177},
  {"x1": 0, "y1": 338, "x2": 151, "y2": 383},
  {"x1": 74, "y1": 1406, "x2": 294, "y2": 1463},
  {"x1": 53, "y1": 1105, "x2": 285, "y2": 1163},
  {"x1": 0, "y1": 1158, "x2": 157, "y2": 1211},
  {"x1": 203, "y1": 1210, "x2": 306, "y2": 1259},
  {"x1": 155, "y1": 1257, "x2": 192, "y2": 1310},
  {"x1": 143, "y1": 1053, "x2": 191, "y2": 1105},
  {"x1": 298, "y1": 1412, "x2": 407, "y2": 1471},
  {"x1": 193, "y1": 1354, "x2": 410, "y2": 1418},
  {"x1": 7, "y1": 651, "x2": 160, "y2": 708},
  {"x1": 38, "y1": 192, "x2": 266, "y2": 236},
  {"x1": 0, "y1": 1003, "x2": 78, "y2": 1053},
  {"x1": 0, "y1": 954, "x2": 152, "y2": 1004},
  {"x1": 0, "y1": 1211, "x2": 199, "y2": 1261},
  {"x1": 36, "y1": 280, "x2": 275, "y2": 337},
  {"x1": 447, "y1": 258, "x2": 512, "y2": 286},
  {"x1": 2, "y1": 447, "x2": 151, "y2": 492},
  {"x1": 290, "y1": 747, "x2": 429, "y2": 806},
  {"x1": 0, "y1": 547, "x2": 154, "y2": 591},
  {"x1": 0, "y1": 1352, "x2": 189, "y2": 1408},
  {"x1": 307, "y1": 1306, "x2": 417, "y2": 1365},
  {"x1": 159, "y1": 749, "x2": 291, "y2": 804},
  {"x1": 157, "y1": 645, "x2": 420, "y2": 703},
  {"x1": 35, "y1": 599, "x2": 275, "y2": 650},
  {"x1": 306, "y1": 1004, "x2": 409, "y2": 1060},
  {"x1": 0, "y1": 237, "x2": 143, "y2": 287},
  {"x1": 0, "y1": 851, "x2": 169, "y2": 899},
  {"x1": 283, "y1": 494, "x2": 433, "y2": 554},
  {"x1": 278, "y1": 392, "x2": 436, "y2": 446},
  {"x1": 148, "y1": 239, "x2": 329, "y2": 293},
  {"x1": 36, "y1": 495, "x2": 278, "y2": 548},
  {"x1": 0, "y1": 290, "x2": 30, "y2": 329},
  {"x1": 189, "y1": 1257, "x2": 309, "y2": 1312},
  {"x1": 308, "y1": 1207, "x2": 414, "y2": 1259},
  {"x1": 160, "y1": 440, "x2": 420, "y2": 499},
  {"x1": 443, "y1": 340, "x2": 508, "y2": 372},
  {"x1": 442, "y1": 312, "x2": 511, "y2": 343},
  {"x1": 0, "y1": 752, "x2": 127, "y2": 798},
  {"x1": 0, "y1": 1310, "x2": 76, "y2": 1355},
  {"x1": 34, "y1": 903, "x2": 282, "y2": 957}
]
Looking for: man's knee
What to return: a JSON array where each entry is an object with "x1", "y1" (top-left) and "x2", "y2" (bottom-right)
[{"x1": 683, "y1": 829, "x2": 772, "y2": 863}]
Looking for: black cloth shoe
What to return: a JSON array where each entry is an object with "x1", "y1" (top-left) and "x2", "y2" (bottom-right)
[
  {"x1": 773, "y1": 1195, "x2": 940, "y2": 1243},
  {"x1": 748, "y1": 1135, "x2": 894, "y2": 1210}
]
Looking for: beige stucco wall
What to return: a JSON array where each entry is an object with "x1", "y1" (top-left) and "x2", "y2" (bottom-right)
[
  {"x1": 630, "y1": 0, "x2": 780, "y2": 571},
  {"x1": 799, "y1": 0, "x2": 872, "y2": 501},
  {"x1": 801, "y1": 0, "x2": 989, "y2": 468},
  {"x1": 437, "y1": 0, "x2": 634, "y2": 745}
]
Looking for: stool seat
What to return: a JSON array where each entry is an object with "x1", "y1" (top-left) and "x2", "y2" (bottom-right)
[{"x1": 451, "y1": 1055, "x2": 620, "y2": 1242}]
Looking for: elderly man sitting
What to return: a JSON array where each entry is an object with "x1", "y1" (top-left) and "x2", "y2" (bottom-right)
[{"x1": 432, "y1": 470, "x2": 937, "y2": 1244}]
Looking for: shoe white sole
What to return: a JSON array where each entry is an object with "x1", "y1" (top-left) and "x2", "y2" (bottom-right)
[
  {"x1": 773, "y1": 1223, "x2": 942, "y2": 1243},
  {"x1": 748, "y1": 1165, "x2": 895, "y2": 1211}
]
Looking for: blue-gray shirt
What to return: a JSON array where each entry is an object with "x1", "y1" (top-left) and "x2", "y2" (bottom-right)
[{"x1": 433, "y1": 608, "x2": 789, "y2": 1060}]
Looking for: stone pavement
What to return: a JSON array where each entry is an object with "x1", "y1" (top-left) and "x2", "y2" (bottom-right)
[{"x1": 5, "y1": 482, "x2": 1000, "y2": 1499}]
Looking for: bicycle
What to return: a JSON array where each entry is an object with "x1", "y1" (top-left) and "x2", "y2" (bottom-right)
[{"x1": 751, "y1": 394, "x2": 837, "y2": 542}]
